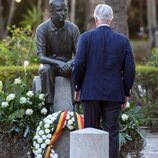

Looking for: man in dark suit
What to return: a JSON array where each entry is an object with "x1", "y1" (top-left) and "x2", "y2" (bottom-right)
[{"x1": 72, "y1": 4, "x2": 135, "y2": 158}]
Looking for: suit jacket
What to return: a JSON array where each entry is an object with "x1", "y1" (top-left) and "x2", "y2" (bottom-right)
[{"x1": 72, "y1": 26, "x2": 135, "y2": 103}]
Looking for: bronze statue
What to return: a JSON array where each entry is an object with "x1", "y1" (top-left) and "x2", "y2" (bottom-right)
[{"x1": 36, "y1": 0, "x2": 80, "y2": 113}]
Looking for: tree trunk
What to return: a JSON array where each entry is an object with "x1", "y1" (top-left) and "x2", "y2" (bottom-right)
[
  {"x1": 43, "y1": 0, "x2": 50, "y2": 21},
  {"x1": 5, "y1": 0, "x2": 16, "y2": 36},
  {"x1": 70, "y1": 0, "x2": 76, "y2": 23},
  {"x1": 146, "y1": 0, "x2": 157, "y2": 47},
  {"x1": 105, "y1": 0, "x2": 131, "y2": 36},
  {"x1": 85, "y1": 0, "x2": 131, "y2": 36},
  {"x1": 0, "y1": 0, "x2": 5, "y2": 39}
]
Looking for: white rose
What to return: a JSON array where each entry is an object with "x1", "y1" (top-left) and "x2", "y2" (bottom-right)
[
  {"x1": 68, "y1": 119, "x2": 73, "y2": 125},
  {"x1": 71, "y1": 117, "x2": 75, "y2": 122},
  {"x1": 35, "y1": 143, "x2": 40, "y2": 149},
  {"x1": 34, "y1": 135, "x2": 40, "y2": 140},
  {"x1": 47, "y1": 134, "x2": 52, "y2": 139},
  {"x1": 24, "y1": 60, "x2": 29, "y2": 68},
  {"x1": 25, "y1": 109, "x2": 33, "y2": 115},
  {"x1": 26, "y1": 91, "x2": 34, "y2": 97},
  {"x1": 1, "y1": 102, "x2": 9, "y2": 108},
  {"x1": 36, "y1": 154, "x2": 42, "y2": 158},
  {"x1": 45, "y1": 139, "x2": 50, "y2": 144},
  {"x1": 37, "y1": 148, "x2": 42, "y2": 154},
  {"x1": 38, "y1": 130, "x2": 44, "y2": 136},
  {"x1": 37, "y1": 138, "x2": 43, "y2": 144},
  {"x1": 126, "y1": 102, "x2": 130, "y2": 108},
  {"x1": 41, "y1": 108, "x2": 47, "y2": 115},
  {"x1": 53, "y1": 153, "x2": 58, "y2": 158},
  {"x1": 121, "y1": 114, "x2": 129, "y2": 121},
  {"x1": 42, "y1": 135, "x2": 47, "y2": 140},
  {"x1": 6, "y1": 94, "x2": 15, "y2": 102},
  {"x1": 67, "y1": 125, "x2": 74, "y2": 130},
  {"x1": 39, "y1": 94, "x2": 45, "y2": 100},
  {"x1": 45, "y1": 129, "x2": 50, "y2": 134},
  {"x1": 51, "y1": 117, "x2": 56, "y2": 122},
  {"x1": 52, "y1": 113, "x2": 58, "y2": 118},
  {"x1": 41, "y1": 143, "x2": 46, "y2": 149},
  {"x1": 14, "y1": 78, "x2": 22, "y2": 84},
  {"x1": 19, "y1": 97, "x2": 27, "y2": 104},
  {"x1": 44, "y1": 123, "x2": 50, "y2": 129},
  {"x1": 51, "y1": 128, "x2": 54, "y2": 132},
  {"x1": 51, "y1": 149, "x2": 55, "y2": 154},
  {"x1": 66, "y1": 114, "x2": 70, "y2": 120},
  {"x1": 44, "y1": 118, "x2": 52, "y2": 124}
]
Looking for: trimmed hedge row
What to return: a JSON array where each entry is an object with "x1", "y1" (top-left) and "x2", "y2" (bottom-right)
[{"x1": 0, "y1": 65, "x2": 39, "y2": 88}]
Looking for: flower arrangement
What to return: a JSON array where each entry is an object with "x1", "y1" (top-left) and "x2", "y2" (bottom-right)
[
  {"x1": 119, "y1": 102, "x2": 145, "y2": 157},
  {"x1": 0, "y1": 61, "x2": 47, "y2": 136},
  {"x1": 33, "y1": 111, "x2": 84, "y2": 158}
]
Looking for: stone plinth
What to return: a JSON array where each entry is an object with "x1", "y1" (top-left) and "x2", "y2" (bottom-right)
[
  {"x1": 53, "y1": 76, "x2": 73, "y2": 112},
  {"x1": 70, "y1": 128, "x2": 109, "y2": 158}
]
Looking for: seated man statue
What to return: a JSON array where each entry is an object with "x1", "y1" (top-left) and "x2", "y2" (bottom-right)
[{"x1": 36, "y1": 0, "x2": 80, "y2": 113}]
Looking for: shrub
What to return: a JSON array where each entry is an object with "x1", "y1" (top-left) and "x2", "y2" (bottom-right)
[
  {"x1": 0, "y1": 63, "x2": 46, "y2": 137},
  {"x1": 0, "y1": 26, "x2": 38, "y2": 66}
]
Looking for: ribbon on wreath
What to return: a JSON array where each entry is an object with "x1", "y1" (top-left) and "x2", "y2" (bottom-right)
[{"x1": 44, "y1": 111, "x2": 84, "y2": 158}]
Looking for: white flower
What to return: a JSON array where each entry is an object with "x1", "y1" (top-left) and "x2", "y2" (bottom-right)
[
  {"x1": 0, "y1": 81, "x2": 3, "y2": 92},
  {"x1": 19, "y1": 97, "x2": 27, "y2": 104},
  {"x1": 126, "y1": 102, "x2": 130, "y2": 108},
  {"x1": 42, "y1": 135, "x2": 47, "y2": 140},
  {"x1": 34, "y1": 135, "x2": 40, "y2": 140},
  {"x1": 68, "y1": 119, "x2": 73, "y2": 125},
  {"x1": 41, "y1": 108, "x2": 47, "y2": 115},
  {"x1": 47, "y1": 134, "x2": 52, "y2": 139},
  {"x1": 1, "y1": 102, "x2": 9, "y2": 108},
  {"x1": 45, "y1": 139, "x2": 50, "y2": 144},
  {"x1": 35, "y1": 143, "x2": 40, "y2": 149},
  {"x1": 45, "y1": 129, "x2": 50, "y2": 134},
  {"x1": 51, "y1": 117, "x2": 56, "y2": 122},
  {"x1": 37, "y1": 138, "x2": 43, "y2": 144},
  {"x1": 24, "y1": 60, "x2": 29, "y2": 68},
  {"x1": 67, "y1": 125, "x2": 74, "y2": 130},
  {"x1": 26, "y1": 91, "x2": 34, "y2": 97},
  {"x1": 37, "y1": 148, "x2": 42, "y2": 154},
  {"x1": 121, "y1": 114, "x2": 129, "y2": 121},
  {"x1": 39, "y1": 94, "x2": 45, "y2": 101},
  {"x1": 41, "y1": 143, "x2": 47, "y2": 149},
  {"x1": 53, "y1": 153, "x2": 58, "y2": 158},
  {"x1": 38, "y1": 130, "x2": 44, "y2": 136},
  {"x1": 25, "y1": 109, "x2": 33, "y2": 115},
  {"x1": 44, "y1": 123, "x2": 50, "y2": 129},
  {"x1": 6, "y1": 94, "x2": 15, "y2": 102},
  {"x1": 14, "y1": 78, "x2": 21, "y2": 84},
  {"x1": 66, "y1": 114, "x2": 70, "y2": 120},
  {"x1": 36, "y1": 154, "x2": 42, "y2": 158}
]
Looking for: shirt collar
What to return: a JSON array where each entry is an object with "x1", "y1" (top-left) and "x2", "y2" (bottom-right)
[{"x1": 97, "y1": 24, "x2": 110, "y2": 28}]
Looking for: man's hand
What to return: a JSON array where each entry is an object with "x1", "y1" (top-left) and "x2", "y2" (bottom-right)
[
  {"x1": 121, "y1": 96, "x2": 129, "y2": 110},
  {"x1": 74, "y1": 91, "x2": 80, "y2": 101}
]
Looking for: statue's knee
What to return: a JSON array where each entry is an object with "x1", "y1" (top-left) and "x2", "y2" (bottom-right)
[{"x1": 39, "y1": 64, "x2": 52, "y2": 74}]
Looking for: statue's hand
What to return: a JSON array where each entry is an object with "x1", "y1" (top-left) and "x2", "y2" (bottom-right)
[{"x1": 60, "y1": 62, "x2": 72, "y2": 75}]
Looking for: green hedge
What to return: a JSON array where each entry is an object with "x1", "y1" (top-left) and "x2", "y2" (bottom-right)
[{"x1": 0, "y1": 65, "x2": 39, "y2": 88}]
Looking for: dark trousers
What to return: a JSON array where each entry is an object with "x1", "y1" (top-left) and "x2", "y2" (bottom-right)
[{"x1": 82, "y1": 101, "x2": 121, "y2": 158}]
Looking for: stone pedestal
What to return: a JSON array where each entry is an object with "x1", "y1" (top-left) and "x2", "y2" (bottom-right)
[
  {"x1": 53, "y1": 76, "x2": 73, "y2": 112},
  {"x1": 70, "y1": 128, "x2": 109, "y2": 158}
]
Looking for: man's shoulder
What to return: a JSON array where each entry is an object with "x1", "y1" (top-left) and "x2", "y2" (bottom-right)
[
  {"x1": 36, "y1": 19, "x2": 51, "y2": 31},
  {"x1": 80, "y1": 28, "x2": 96, "y2": 38},
  {"x1": 65, "y1": 20, "x2": 79, "y2": 30},
  {"x1": 112, "y1": 30, "x2": 129, "y2": 41}
]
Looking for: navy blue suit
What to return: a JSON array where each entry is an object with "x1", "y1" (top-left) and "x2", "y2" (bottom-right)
[{"x1": 72, "y1": 26, "x2": 135, "y2": 158}]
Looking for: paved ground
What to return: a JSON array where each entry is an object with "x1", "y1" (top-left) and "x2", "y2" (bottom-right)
[{"x1": 142, "y1": 133, "x2": 158, "y2": 158}]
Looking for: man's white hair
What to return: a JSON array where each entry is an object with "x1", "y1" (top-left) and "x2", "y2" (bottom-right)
[{"x1": 94, "y1": 4, "x2": 113, "y2": 21}]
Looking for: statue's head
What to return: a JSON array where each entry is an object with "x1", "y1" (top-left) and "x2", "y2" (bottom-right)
[{"x1": 49, "y1": 0, "x2": 67, "y2": 22}]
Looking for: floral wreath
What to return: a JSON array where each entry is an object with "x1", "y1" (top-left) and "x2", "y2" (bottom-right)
[{"x1": 33, "y1": 111, "x2": 84, "y2": 158}]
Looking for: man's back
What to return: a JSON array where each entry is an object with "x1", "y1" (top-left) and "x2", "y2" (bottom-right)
[{"x1": 73, "y1": 26, "x2": 135, "y2": 103}]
